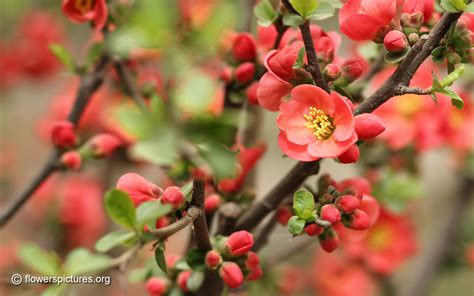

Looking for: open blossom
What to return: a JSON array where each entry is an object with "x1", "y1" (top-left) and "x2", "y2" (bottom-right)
[
  {"x1": 277, "y1": 85, "x2": 357, "y2": 161},
  {"x1": 62, "y1": 0, "x2": 108, "y2": 29}
]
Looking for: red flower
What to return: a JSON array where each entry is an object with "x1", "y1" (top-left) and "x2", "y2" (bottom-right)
[
  {"x1": 62, "y1": 0, "x2": 108, "y2": 29},
  {"x1": 219, "y1": 262, "x2": 244, "y2": 288},
  {"x1": 161, "y1": 186, "x2": 185, "y2": 209},
  {"x1": 339, "y1": 0, "x2": 398, "y2": 41},
  {"x1": 232, "y1": 33, "x2": 257, "y2": 62},
  {"x1": 277, "y1": 85, "x2": 357, "y2": 161},
  {"x1": 226, "y1": 230, "x2": 254, "y2": 256},
  {"x1": 51, "y1": 120, "x2": 77, "y2": 149},
  {"x1": 354, "y1": 113, "x2": 386, "y2": 140},
  {"x1": 205, "y1": 250, "x2": 223, "y2": 269},
  {"x1": 146, "y1": 277, "x2": 168, "y2": 296},
  {"x1": 86, "y1": 133, "x2": 121, "y2": 158},
  {"x1": 116, "y1": 173, "x2": 162, "y2": 207}
]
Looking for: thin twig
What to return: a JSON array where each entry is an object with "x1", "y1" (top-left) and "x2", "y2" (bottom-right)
[
  {"x1": 114, "y1": 61, "x2": 149, "y2": 113},
  {"x1": 149, "y1": 206, "x2": 203, "y2": 237}
]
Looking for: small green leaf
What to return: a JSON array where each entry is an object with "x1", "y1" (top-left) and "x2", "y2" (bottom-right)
[
  {"x1": 18, "y1": 244, "x2": 61, "y2": 276},
  {"x1": 443, "y1": 87, "x2": 464, "y2": 109},
  {"x1": 87, "y1": 42, "x2": 104, "y2": 67},
  {"x1": 104, "y1": 189, "x2": 136, "y2": 229},
  {"x1": 136, "y1": 200, "x2": 172, "y2": 228},
  {"x1": 131, "y1": 133, "x2": 179, "y2": 166},
  {"x1": 187, "y1": 271, "x2": 205, "y2": 292},
  {"x1": 181, "y1": 181, "x2": 194, "y2": 202},
  {"x1": 287, "y1": 216, "x2": 305, "y2": 236},
  {"x1": 307, "y1": 2, "x2": 335, "y2": 21},
  {"x1": 290, "y1": 0, "x2": 319, "y2": 18},
  {"x1": 292, "y1": 47, "x2": 306, "y2": 69},
  {"x1": 49, "y1": 43, "x2": 76, "y2": 72},
  {"x1": 292, "y1": 189, "x2": 315, "y2": 220},
  {"x1": 185, "y1": 249, "x2": 207, "y2": 271},
  {"x1": 384, "y1": 48, "x2": 409, "y2": 64},
  {"x1": 466, "y1": 2, "x2": 474, "y2": 12},
  {"x1": 95, "y1": 231, "x2": 137, "y2": 253},
  {"x1": 154, "y1": 243, "x2": 168, "y2": 274},
  {"x1": 441, "y1": 64, "x2": 464, "y2": 87},
  {"x1": 283, "y1": 13, "x2": 305, "y2": 27},
  {"x1": 64, "y1": 248, "x2": 112, "y2": 275},
  {"x1": 174, "y1": 72, "x2": 219, "y2": 114},
  {"x1": 197, "y1": 142, "x2": 238, "y2": 180},
  {"x1": 254, "y1": 0, "x2": 277, "y2": 27},
  {"x1": 431, "y1": 71, "x2": 465, "y2": 109},
  {"x1": 440, "y1": 0, "x2": 467, "y2": 12}
]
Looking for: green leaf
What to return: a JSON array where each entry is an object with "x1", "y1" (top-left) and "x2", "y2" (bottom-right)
[
  {"x1": 441, "y1": 64, "x2": 464, "y2": 86},
  {"x1": 373, "y1": 172, "x2": 423, "y2": 213},
  {"x1": 292, "y1": 47, "x2": 306, "y2": 69},
  {"x1": 104, "y1": 189, "x2": 136, "y2": 229},
  {"x1": 466, "y1": 2, "x2": 474, "y2": 12},
  {"x1": 49, "y1": 43, "x2": 76, "y2": 72},
  {"x1": 64, "y1": 248, "x2": 112, "y2": 275},
  {"x1": 181, "y1": 181, "x2": 194, "y2": 202},
  {"x1": 292, "y1": 189, "x2": 315, "y2": 220},
  {"x1": 131, "y1": 133, "x2": 179, "y2": 166},
  {"x1": 18, "y1": 244, "x2": 61, "y2": 276},
  {"x1": 287, "y1": 216, "x2": 305, "y2": 236},
  {"x1": 185, "y1": 249, "x2": 207, "y2": 271},
  {"x1": 440, "y1": 0, "x2": 467, "y2": 12},
  {"x1": 128, "y1": 267, "x2": 152, "y2": 283},
  {"x1": 197, "y1": 142, "x2": 238, "y2": 180},
  {"x1": 187, "y1": 271, "x2": 205, "y2": 292},
  {"x1": 136, "y1": 200, "x2": 172, "y2": 228},
  {"x1": 95, "y1": 231, "x2": 137, "y2": 253},
  {"x1": 283, "y1": 13, "x2": 305, "y2": 27},
  {"x1": 307, "y1": 2, "x2": 335, "y2": 21},
  {"x1": 442, "y1": 87, "x2": 464, "y2": 109},
  {"x1": 174, "y1": 72, "x2": 219, "y2": 115},
  {"x1": 384, "y1": 48, "x2": 409, "y2": 64},
  {"x1": 431, "y1": 71, "x2": 465, "y2": 109},
  {"x1": 87, "y1": 42, "x2": 104, "y2": 67},
  {"x1": 154, "y1": 243, "x2": 168, "y2": 274},
  {"x1": 290, "y1": 0, "x2": 319, "y2": 18},
  {"x1": 254, "y1": 0, "x2": 277, "y2": 27}
]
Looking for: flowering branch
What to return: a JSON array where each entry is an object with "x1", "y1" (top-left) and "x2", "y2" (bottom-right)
[{"x1": 0, "y1": 54, "x2": 112, "y2": 228}]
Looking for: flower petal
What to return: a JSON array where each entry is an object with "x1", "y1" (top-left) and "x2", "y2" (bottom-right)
[
  {"x1": 278, "y1": 132, "x2": 318, "y2": 162},
  {"x1": 340, "y1": 14, "x2": 385, "y2": 41},
  {"x1": 290, "y1": 84, "x2": 335, "y2": 114},
  {"x1": 332, "y1": 92, "x2": 355, "y2": 141},
  {"x1": 257, "y1": 72, "x2": 292, "y2": 111},
  {"x1": 307, "y1": 132, "x2": 357, "y2": 158},
  {"x1": 277, "y1": 100, "x2": 315, "y2": 145}
]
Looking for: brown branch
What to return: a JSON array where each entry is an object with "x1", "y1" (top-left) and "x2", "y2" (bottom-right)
[
  {"x1": 149, "y1": 206, "x2": 203, "y2": 236},
  {"x1": 395, "y1": 86, "x2": 431, "y2": 96},
  {"x1": 0, "y1": 54, "x2": 112, "y2": 228},
  {"x1": 114, "y1": 61, "x2": 149, "y2": 113},
  {"x1": 190, "y1": 180, "x2": 212, "y2": 251}
]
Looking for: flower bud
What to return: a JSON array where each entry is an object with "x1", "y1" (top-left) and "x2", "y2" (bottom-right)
[
  {"x1": 408, "y1": 32, "x2": 419, "y2": 45},
  {"x1": 51, "y1": 120, "x2": 76, "y2": 149},
  {"x1": 204, "y1": 193, "x2": 221, "y2": 213},
  {"x1": 323, "y1": 63, "x2": 341, "y2": 81},
  {"x1": 245, "y1": 251, "x2": 260, "y2": 269},
  {"x1": 165, "y1": 254, "x2": 180, "y2": 269},
  {"x1": 235, "y1": 62, "x2": 255, "y2": 84},
  {"x1": 401, "y1": 12, "x2": 424, "y2": 34},
  {"x1": 219, "y1": 262, "x2": 244, "y2": 288},
  {"x1": 232, "y1": 33, "x2": 257, "y2": 62},
  {"x1": 335, "y1": 195, "x2": 360, "y2": 214},
  {"x1": 205, "y1": 250, "x2": 223, "y2": 269},
  {"x1": 384, "y1": 30, "x2": 408, "y2": 53},
  {"x1": 246, "y1": 82, "x2": 259, "y2": 105},
  {"x1": 86, "y1": 133, "x2": 121, "y2": 158},
  {"x1": 320, "y1": 204, "x2": 341, "y2": 224},
  {"x1": 219, "y1": 67, "x2": 233, "y2": 82},
  {"x1": 318, "y1": 230, "x2": 339, "y2": 253},
  {"x1": 337, "y1": 144, "x2": 360, "y2": 164},
  {"x1": 337, "y1": 177, "x2": 371, "y2": 199},
  {"x1": 246, "y1": 266, "x2": 263, "y2": 281},
  {"x1": 146, "y1": 277, "x2": 167, "y2": 295},
  {"x1": 156, "y1": 216, "x2": 170, "y2": 229},
  {"x1": 177, "y1": 271, "x2": 191, "y2": 292},
  {"x1": 226, "y1": 230, "x2": 254, "y2": 256},
  {"x1": 162, "y1": 186, "x2": 185, "y2": 209},
  {"x1": 343, "y1": 209, "x2": 370, "y2": 230},
  {"x1": 116, "y1": 173, "x2": 162, "y2": 207},
  {"x1": 61, "y1": 151, "x2": 81, "y2": 170},
  {"x1": 304, "y1": 224, "x2": 324, "y2": 236},
  {"x1": 354, "y1": 113, "x2": 386, "y2": 140},
  {"x1": 276, "y1": 207, "x2": 292, "y2": 226},
  {"x1": 315, "y1": 36, "x2": 335, "y2": 63},
  {"x1": 335, "y1": 59, "x2": 364, "y2": 86}
]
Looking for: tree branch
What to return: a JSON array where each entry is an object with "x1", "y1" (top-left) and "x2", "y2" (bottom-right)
[
  {"x1": 114, "y1": 61, "x2": 149, "y2": 113},
  {"x1": 149, "y1": 206, "x2": 204, "y2": 237},
  {"x1": 0, "y1": 54, "x2": 112, "y2": 228}
]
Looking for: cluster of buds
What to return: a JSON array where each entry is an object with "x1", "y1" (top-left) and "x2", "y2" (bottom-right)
[
  {"x1": 220, "y1": 33, "x2": 258, "y2": 86},
  {"x1": 51, "y1": 120, "x2": 121, "y2": 171},
  {"x1": 204, "y1": 231, "x2": 262, "y2": 289},
  {"x1": 331, "y1": 58, "x2": 365, "y2": 87},
  {"x1": 286, "y1": 175, "x2": 379, "y2": 252},
  {"x1": 145, "y1": 254, "x2": 195, "y2": 295}
]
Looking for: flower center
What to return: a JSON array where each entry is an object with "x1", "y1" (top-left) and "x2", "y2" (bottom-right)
[
  {"x1": 303, "y1": 107, "x2": 335, "y2": 140},
  {"x1": 75, "y1": 0, "x2": 95, "y2": 14},
  {"x1": 367, "y1": 225, "x2": 392, "y2": 251}
]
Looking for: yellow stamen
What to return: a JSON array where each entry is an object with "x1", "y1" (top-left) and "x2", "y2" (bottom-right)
[
  {"x1": 75, "y1": 0, "x2": 95, "y2": 14},
  {"x1": 303, "y1": 107, "x2": 335, "y2": 140}
]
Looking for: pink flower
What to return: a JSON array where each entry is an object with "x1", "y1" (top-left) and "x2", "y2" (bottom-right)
[
  {"x1": 226, "y1": 230, "x2": 254, "y2": 256},
  {"x1": 220, "y1": 262, "x2": 244, "y2": 288},
  {"x1": 62, "y1": 0, "x2": 108, "y2": 29},
  {"x1": 205, "y1": 250, "x2": 223, "y2": 269},
  {"x1": 232, "y1": 33, "x2": 257, "y2": 62},
  {"x1": 116, "y1": 173, "x2": 162, "y2": 207},
  {"x1": 277, "y1": 85, "x2": 357, "y2": 161},
  {"x1": 339, "y1": 0, "x2": 398, "y2": 41}
]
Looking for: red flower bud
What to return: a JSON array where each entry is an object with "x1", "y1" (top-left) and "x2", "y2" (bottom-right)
[
  {"x1": 219, "y1": 262, "x2": 244, "y2": 288},
  {"x1": 51, "y1": 120, "x2": 76, "y2": 149},
  {"x1": 341, "y1": 58, "x2": 364, "y2": 81},
  {"x1": 320, "y1": 204, "x2": 341, "y2": 224},
  {"x1": 354, "y1": 113, "x2": 386, "y2": 140},
  {"x1": 205, "y1": 250, "x2": 223, "y2": 269},
  {"x1": 343, "y1": 209, "x2": 370, "y2": 230},
  {"x1": 219, "y1": 67, "x2": 233, "y2": 82},
  {"x1": 337, "y1": 177, "x2": 371, "y2": 199},
  {"x1": 235, "y1": 62, "x2": 255, "y2": 84},
  {"x1": 323, "y1": 63, "x2": 341, "y2": 81},
  {"x1": 61, "y1": 151, "x2": 81, "y2": 170},
  {"x1": 116, "y1": 173, "x2": 162, "y2": 207},
  {"x1": 245, "y1": 251, "x2": 260, "y2": 269},
  {"x1": 338, "y1": 144, "x2": 360, "y2": 164},
  {"x1": 204, "y1": 193, "x2": 221, "y2": 213},
  {"x1": 246, "y1": 265, "x2": 263, "y2": 281},
  {"x1": 146, "y1": 277, "x2": 167, "y2": 295},
  {"x1": 304, "y1": 224, "x2": 324, "y2": 236},
  {"x1": 62, "y1": 0, "x2": 108, "y2": 29},
  {"x1": 155, "y1": 216, "x2": 170, "y2": 229},
  {"x1": 246, "y1": 82, "x2": 259, "y2": 105},
  {"x1": 277, "y1": 207, "x2": 292, "y2": 226},
  {"x1": 315, "y1": 36, "x2": 335, "y2": 63},
  {"x1": 226, "y1": 230, "x2": 254, "y2": 256},
  {"x1": 318, "y1": 232, "x2": 339, "y2": 253},
  {"x1": 86, "y1": 133, "x2": 121, "y2": 158},
  {"x1": 177, "y1": 271, "x2": 192, "y2": 292},
  {"x1": 162, "y1": 186, "x2": 185, "y2": 209},
  {"x1": 335, "y1": 195, "x2": 360, "y2": 214},
  {"x1": 165, "y1": 254, "x2": 180, "y2": 269},
  {"x1": 232, "y1": 33, "x2": 257, "y2": 62},
  {"x1": 384, "y1": 30, "x2": 408, "y2": 52}
]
